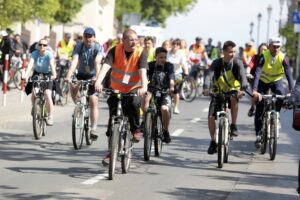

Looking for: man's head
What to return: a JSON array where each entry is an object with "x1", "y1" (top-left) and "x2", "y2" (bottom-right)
[
  {"x1": 155, "y1": 47, "x2": 168, "y2": 65},
  {"x1": 122, "y1": 29, "x2": 139, "y2": 52},
  {"x1": 195, "y1": 37, "x2": 202, "y2": 46},
  {"x1": 83, "y1": 27, "x2": 96, "y2": 47},
  {"x1": 268, "y1": 37, "x2": 281, "y2": 56},
  {"x1": 144, "y1": 36, "x2": 154, "y2": 50},
  {"x1": 64, "y1": 33, "x2": 71, "y2": 41},
  {"x1": 222, "y1": 40, "x2": 236, "y2": 61},
  {"x1": 208, "y1": 38, "x2": 212, "y2": 44}
]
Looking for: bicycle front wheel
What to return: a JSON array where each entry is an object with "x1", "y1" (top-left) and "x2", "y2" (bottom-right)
[
  {"x1": 60, "y1": 78, "x2": 69, "y2": 105},
  {"x1": 72, "y1": 106, "x2": 85, "y2": 150},
  {"x1": 32, "y1": 99, "x2": 44, "y2": 140},
  {"x1": 224, "y1": 121, "x2": 230, "y2": 163},
  {"x1": 180, "y1": 77, "x2": 196, "y2": 102},
  {"x1": 143, "y1": 111, "x2": 153, "y2": 161},
  {"x1": 218, "y1": 118, "x2": 226, "y2": 168},
  {"x1": 154, "y1": 116, "x2": 163, "y2": 156},
  {"x1": 269, "y1": 117, "x2": 277, "y2": 160},
  {"x1": 109, "y1": 122, "x2": 121, "y2": 180},
  {"x1": 85, "y1": 115, "x2": 93, "y2": 146},
  {"x1": 13, "y1": 69, "x2": 22, "y2": 90},
  {"x1": 260, "y1": 117, "x2": 268, "y2": 154},
  {"x1": 121, "y1": 129, "x2": 133, "y2": 173}
]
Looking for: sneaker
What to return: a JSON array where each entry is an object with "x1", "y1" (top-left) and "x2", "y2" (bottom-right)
[
  {"x1": 207, "y1": 141, "x2": 217, "y2": 154},
  {"x1": 247, "y1": 106, "x2": 255, "y2": 117},
  {"x1": 174, "y1": 107, "x2": 180, "y2": 114},
  {"x1": 102, "y1": 153, "x2": 110, "y2": 166},
  {"x1": 90, "y1": 129, "x2": 98, "y2": 141},
  {"x1": 163, "y1": 130, "x2": 171, "y2": 144},
  {"x1": 255, "y1": 135, "x2": 261, "y2": 149},
  {"x1": 46, "y1": 116, "x2": 54, "y2": 126},
  {"x1": 230, "y1": 124, "x2": 238, "y2": 137},
  {"x1": 132, "y1": 131, "x2": 141, "y2": 143}
]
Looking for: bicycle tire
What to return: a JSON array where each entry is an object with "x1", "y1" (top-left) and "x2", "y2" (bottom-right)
[
  {"x1": 109, "y1": 122, "x2": 121, "y2": 180},
  {"x1": 72, "y1": 106, "x2": 85, "y2": 150},
  {"x1": 298, "y1": 159, "x2": 300, "y2": 194},
  {"x1": 260, "y1": 117, "x2": 268, "y2": 154},
  {"x1": 224, "y1": 120, "x2": 230, "y2": 163},
  {"x1": 180, "y1": 77, "x2": 197, "y2": 102},
  {"x1": 269, "y1": 117, "x2": 277, "y2": 160},
  {"x1": 13, "y1": 68, "x2": 22, "y2": 90},
  {"x1": 218, "y1": 118, "x2": 225, "y2": 168},
  {"x1": 121, "y1": 128, "x2": 133, "y2": 173},
  {"x1": 143, "y1": 112, "x2": 153, "y2": 161},
  {"x1": 32, "y1": 99, "x2": 44, "y2": 140},
  {"x1": 60, "y1": 78, "x2": 69, "y2": 105},
  {"x1": 85, "y1": 116, "x2": 93, "y2": 146},
  {"x1": 154, "y1": 116, "x2": 163, "y2": 156}
]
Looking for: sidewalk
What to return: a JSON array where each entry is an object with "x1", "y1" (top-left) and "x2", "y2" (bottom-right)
[{"x1": 0, "y1": 89, "x2": 31, "y2": 127}]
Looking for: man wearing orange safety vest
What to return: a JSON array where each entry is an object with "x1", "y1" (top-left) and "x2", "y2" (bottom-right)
[{"x1": 95, "y1": 29, "x2": 148, "y2": 165}]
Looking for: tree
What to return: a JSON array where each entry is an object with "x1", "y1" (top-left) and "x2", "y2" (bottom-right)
[
  {"x1": 115, "y1": 0, "x2": 141, "y2": 23},
  {"x1": 54, "y1": 0, "x2": 83, "y2": 24}
]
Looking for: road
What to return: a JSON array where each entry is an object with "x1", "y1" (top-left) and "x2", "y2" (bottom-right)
[{"x1": 0, "y1": 93, "x2": 299, "y2": 200}]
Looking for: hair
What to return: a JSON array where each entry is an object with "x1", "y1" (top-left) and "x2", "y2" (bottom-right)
[
  {"x1": 155, "y1": 47, "x2": 168, "y2": 56},
  {"x1": 172, "y1": 38, "x2": 181, "y2": 46},
  {"x1": 122, "y1": 29, "x2": 137, "y2": 39},
  {"x1": 222, "y1": 40, "x2": 236, "y2": 51},
  {"x1": 144, "y1": 36, "x2": 154, "y2": 43},
  {"x1": 257, "y1": 42, "x2": 267, "y2": 54}
]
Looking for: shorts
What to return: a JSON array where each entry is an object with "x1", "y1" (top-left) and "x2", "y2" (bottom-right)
[
  {"x1": 208, "y1": 95, "x2": 237, "y2": 118},
  {"x1": 76, "y1": 74, "x2": 98, "y2": 96},
  {"x1": 25, "y1": 71, "x2": 53, "y2": 95}
]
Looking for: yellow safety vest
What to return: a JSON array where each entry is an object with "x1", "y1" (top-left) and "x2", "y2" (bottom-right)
[
  {"x1": 214, "y1": 68, "x2": 240, "y2": 93},
  {"x1": 260, "y1": 50, "x2": 284, "y2": 84},
  {"x1": 147, "y1": 47, "x2": 155, "y2": 62},
  {"x1": 60, "y1": 39, "x2": 74, "y2": 59}
]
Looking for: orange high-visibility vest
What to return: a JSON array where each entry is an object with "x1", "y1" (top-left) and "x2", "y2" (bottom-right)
[{"x1": 111, "y1": 43, "x2": 143, "y2": 93}]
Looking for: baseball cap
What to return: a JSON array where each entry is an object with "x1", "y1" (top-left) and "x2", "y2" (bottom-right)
[
  {"x1": 247, "y1": 41, "x2": 253, "y2": 46},
  {"x1": 83, "y1": 27, "x2": 95, "y2": 36},
  {"x1": 268, "y1": 37, "x2": 282, "y2": 46}
]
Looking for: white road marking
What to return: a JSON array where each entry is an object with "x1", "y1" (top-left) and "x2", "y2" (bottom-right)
[
  {"x1": 190, "y1": 118, "x2": 201, "y2": 123},
  {"x1": 171, "y1": 129, "x2": 184, "y2": 136},
  {"x1": 202, "y1": 108, "x2": 209, "y2": 112},
  {"x1": 81, "y1": 173, "x2": 108, "y2": 185}
]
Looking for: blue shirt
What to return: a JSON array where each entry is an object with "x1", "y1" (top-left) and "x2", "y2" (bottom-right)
[
  {"x1": 72, "y1": 42, "x2": 104, "y2": 77},
  {"x1": 31, "y1": 50, "x2": 53, "y2": 74}
]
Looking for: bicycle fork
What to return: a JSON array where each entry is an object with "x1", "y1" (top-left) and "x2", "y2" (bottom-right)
[{"x1": 266, "y1": 111, "x2": 280, "y2": 139}]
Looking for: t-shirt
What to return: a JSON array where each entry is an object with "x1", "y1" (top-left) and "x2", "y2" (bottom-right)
[
  {"x1": 167, "y1": 50, "x2": 187, "y2": 74},
  {"x1": 72, "y1": 42, "x2": 104, "y2": 77},
  {"x1": 148, "y1": 61, "x2": 175, "y2": 89},
  {"x1": 31, "y1": 50, "x2": 53, "y2": 74}
]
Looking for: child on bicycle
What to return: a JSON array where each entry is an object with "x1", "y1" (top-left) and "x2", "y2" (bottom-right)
[{"x1": 142, "y1": 47, "x2": 175, "y2": 143}]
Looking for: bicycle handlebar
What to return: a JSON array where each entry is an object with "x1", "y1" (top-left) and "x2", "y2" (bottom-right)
[{"x1": 102, "y1": 88, "x2": 138, "y2": 97}]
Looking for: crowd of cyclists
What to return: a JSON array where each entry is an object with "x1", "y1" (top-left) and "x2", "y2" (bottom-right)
[{"x1": 0, "y1": 25, "x2": 298, "y2": 167}]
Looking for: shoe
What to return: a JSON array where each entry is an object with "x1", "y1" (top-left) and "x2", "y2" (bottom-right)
[
  {"x1": 255, "y1": 135, "x2": 261, "y2": 149},
  {"x1": 102, "y1": 153, "x2": 110, "y2": 166},
  {"x1": 132, "y1": 131, "x2": 141, "y2": 143},
  {"x1": 230, "y1": 124, "x2": 238, "y2": 137},
  {"x1": 247, "y1": 106, "x2": 255, "y2": 117},
  {"x1": 46, "y1": 116, "x2": 53, "y2": 126},
  {"x1": 207, "y1": 141, "x2": 217, "y2": 154},
  {"x1": 90, "y1": 129, "x2": 98, "y2": 141},
  {"x1": 163, "y1": 130, "x2": 171, "y2": 144},
  {"x1": 174, "y1": 107, "x2": 180, "y2": 114}
]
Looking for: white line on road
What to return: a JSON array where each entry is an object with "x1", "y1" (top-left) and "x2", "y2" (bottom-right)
[
  {"x1": 171, "y1": 129, "x2": 184, "y2": 136},
  {"x1": 190, "y1": 118, "x2": 201, "y2": 123},
  {"x1": 81, "y1": 173, "x2": 108, "y2": 185}
]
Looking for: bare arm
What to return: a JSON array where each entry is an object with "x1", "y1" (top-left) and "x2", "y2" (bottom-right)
[
  {"x1": 94, "y1": 63, "x2": 111, "y2": 92},
  {"x1": 65, "y1": 56, "x2": 79, "y2": 81}
]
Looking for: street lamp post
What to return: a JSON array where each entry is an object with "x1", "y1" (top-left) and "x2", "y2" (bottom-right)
[
  {"x1": 250, "y1": 22, "x2": 254, "y2": 41},
  {"x1": 266, "y1": 4, "x2": 273, "y2": 41},
  {"x1": 257, "y1": 13, "x2": 262, "y2": 46}
]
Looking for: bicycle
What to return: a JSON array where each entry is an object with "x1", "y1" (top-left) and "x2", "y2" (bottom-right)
[
  {"x1": 56, "y1": 58, "x2": 70, "y2": 105},
  {"x1": 71, "y1": 79, "x2": 93, "y2": 150},
  {"x1": 211, "y1": 91, "x2": 237, "y2": 168},
  {"x1": 30, "y1": 74, "x2": 51, "y2": 140},
  {"x1": 7, "y1": 56, "x2": 23, "y2": 90},
  {"x1": 176, "y1": 73, "x2": 197, "y2": 102},
  {"x1": 103, "y1": 89, "x2": 134, "y2": 180},
  {"x1": 143, "y1": 88, "x2": 168, "y2": 161},
  {"x1": 258, "y1": 94, "x2": 288, "y2": 160},
  {"x1": 189, "y1": 63, "x2": 206, "y2": 97}
]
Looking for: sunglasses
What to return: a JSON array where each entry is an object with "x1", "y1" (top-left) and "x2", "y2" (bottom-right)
[{"x1": 39, "y1": 43, "x2": 48, "y2": 47}]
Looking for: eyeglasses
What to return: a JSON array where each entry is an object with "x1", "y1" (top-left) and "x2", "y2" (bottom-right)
[{"x1": 39, "y1": 43, "x2": 48, "y2": 47}]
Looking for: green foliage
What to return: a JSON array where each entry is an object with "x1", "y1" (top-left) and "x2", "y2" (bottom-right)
[
  {"x1": 115, "y1": 0, "x2": 197, "y2": 27},
  {"x1": 279, "y1": 23, "x2": 298, "y2": 75},
  {"x1": 54, "y1": 0, "x2": 83, "y2": 24}
]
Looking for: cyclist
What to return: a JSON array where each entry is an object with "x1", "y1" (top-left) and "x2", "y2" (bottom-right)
[
  {"x1": 65, "y1": 27, "x2": 104, "y2": 141},
  {"x1": 24, "y1": 38, "x2": 57, "y2": 125},
  {"x1": 242, "y1": 41, "x2": 257, "y2": 68},
  {"x1": 167, "y1": 38, "x2": 188, "y2": 114},
  {"x1": 143, "y1": 36, "x2": 155, "y2": 62},
  {"x1": 246, "y1": 43, "x2": 268, "y2": 117},
  {"x1": 205, "y1": 38, "x2": 215, "y2": 60},
  {"x1": 252, "y1": 37, "x2": 294, "y2": 148},
  {"x1": 56, "y1": 33, "x2": 75, "y2": 68},
  {"x1": 94, "y1": 29, "x2": 148, "y2": 165},
  {"x1": 203, "y1": 40, "x2": 247, "y2": 154},
  {"x1": 142, "y1": 47, "x2": 175, "y2": 143}
]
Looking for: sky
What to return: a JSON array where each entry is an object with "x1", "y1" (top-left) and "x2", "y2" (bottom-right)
[{"x1": 163, "y1": 0, "x2": 289, "y2": 48}]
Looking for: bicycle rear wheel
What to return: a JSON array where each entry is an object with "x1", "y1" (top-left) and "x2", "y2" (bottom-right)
[
  {"x1": 32, "y1": 99, "x2": 44, "y2": 140},
  {"x1": 269, "y1": 117, "x2": 277, "y2": 160},
  {"x1": 143, "y1": 111, "x2": 153, "y2": 161},
  {"x1": 72, "y1": 106, "x2": 85, "y2": 150},
  {"x1": 13, "y1": 68, "x2": 22, "y2": 90},
  {"x1": 218, "y1": 118, "x2": 225, "y2": 168},
  {"x1": 60, "y1": 78, "x2": 69, "y2": 105},
  {"x1": 121, "y1": 129, "x2": 133, "y2": 173},
  {"x1": 109, "y1": 122, "x2": 121, "y2": 180},
  {"x1": 154, "y1": 116, "x2": 163, "y2": 156},
  {"x1": 180, "y1": 77, "x2": 196, "y2": 102}
]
